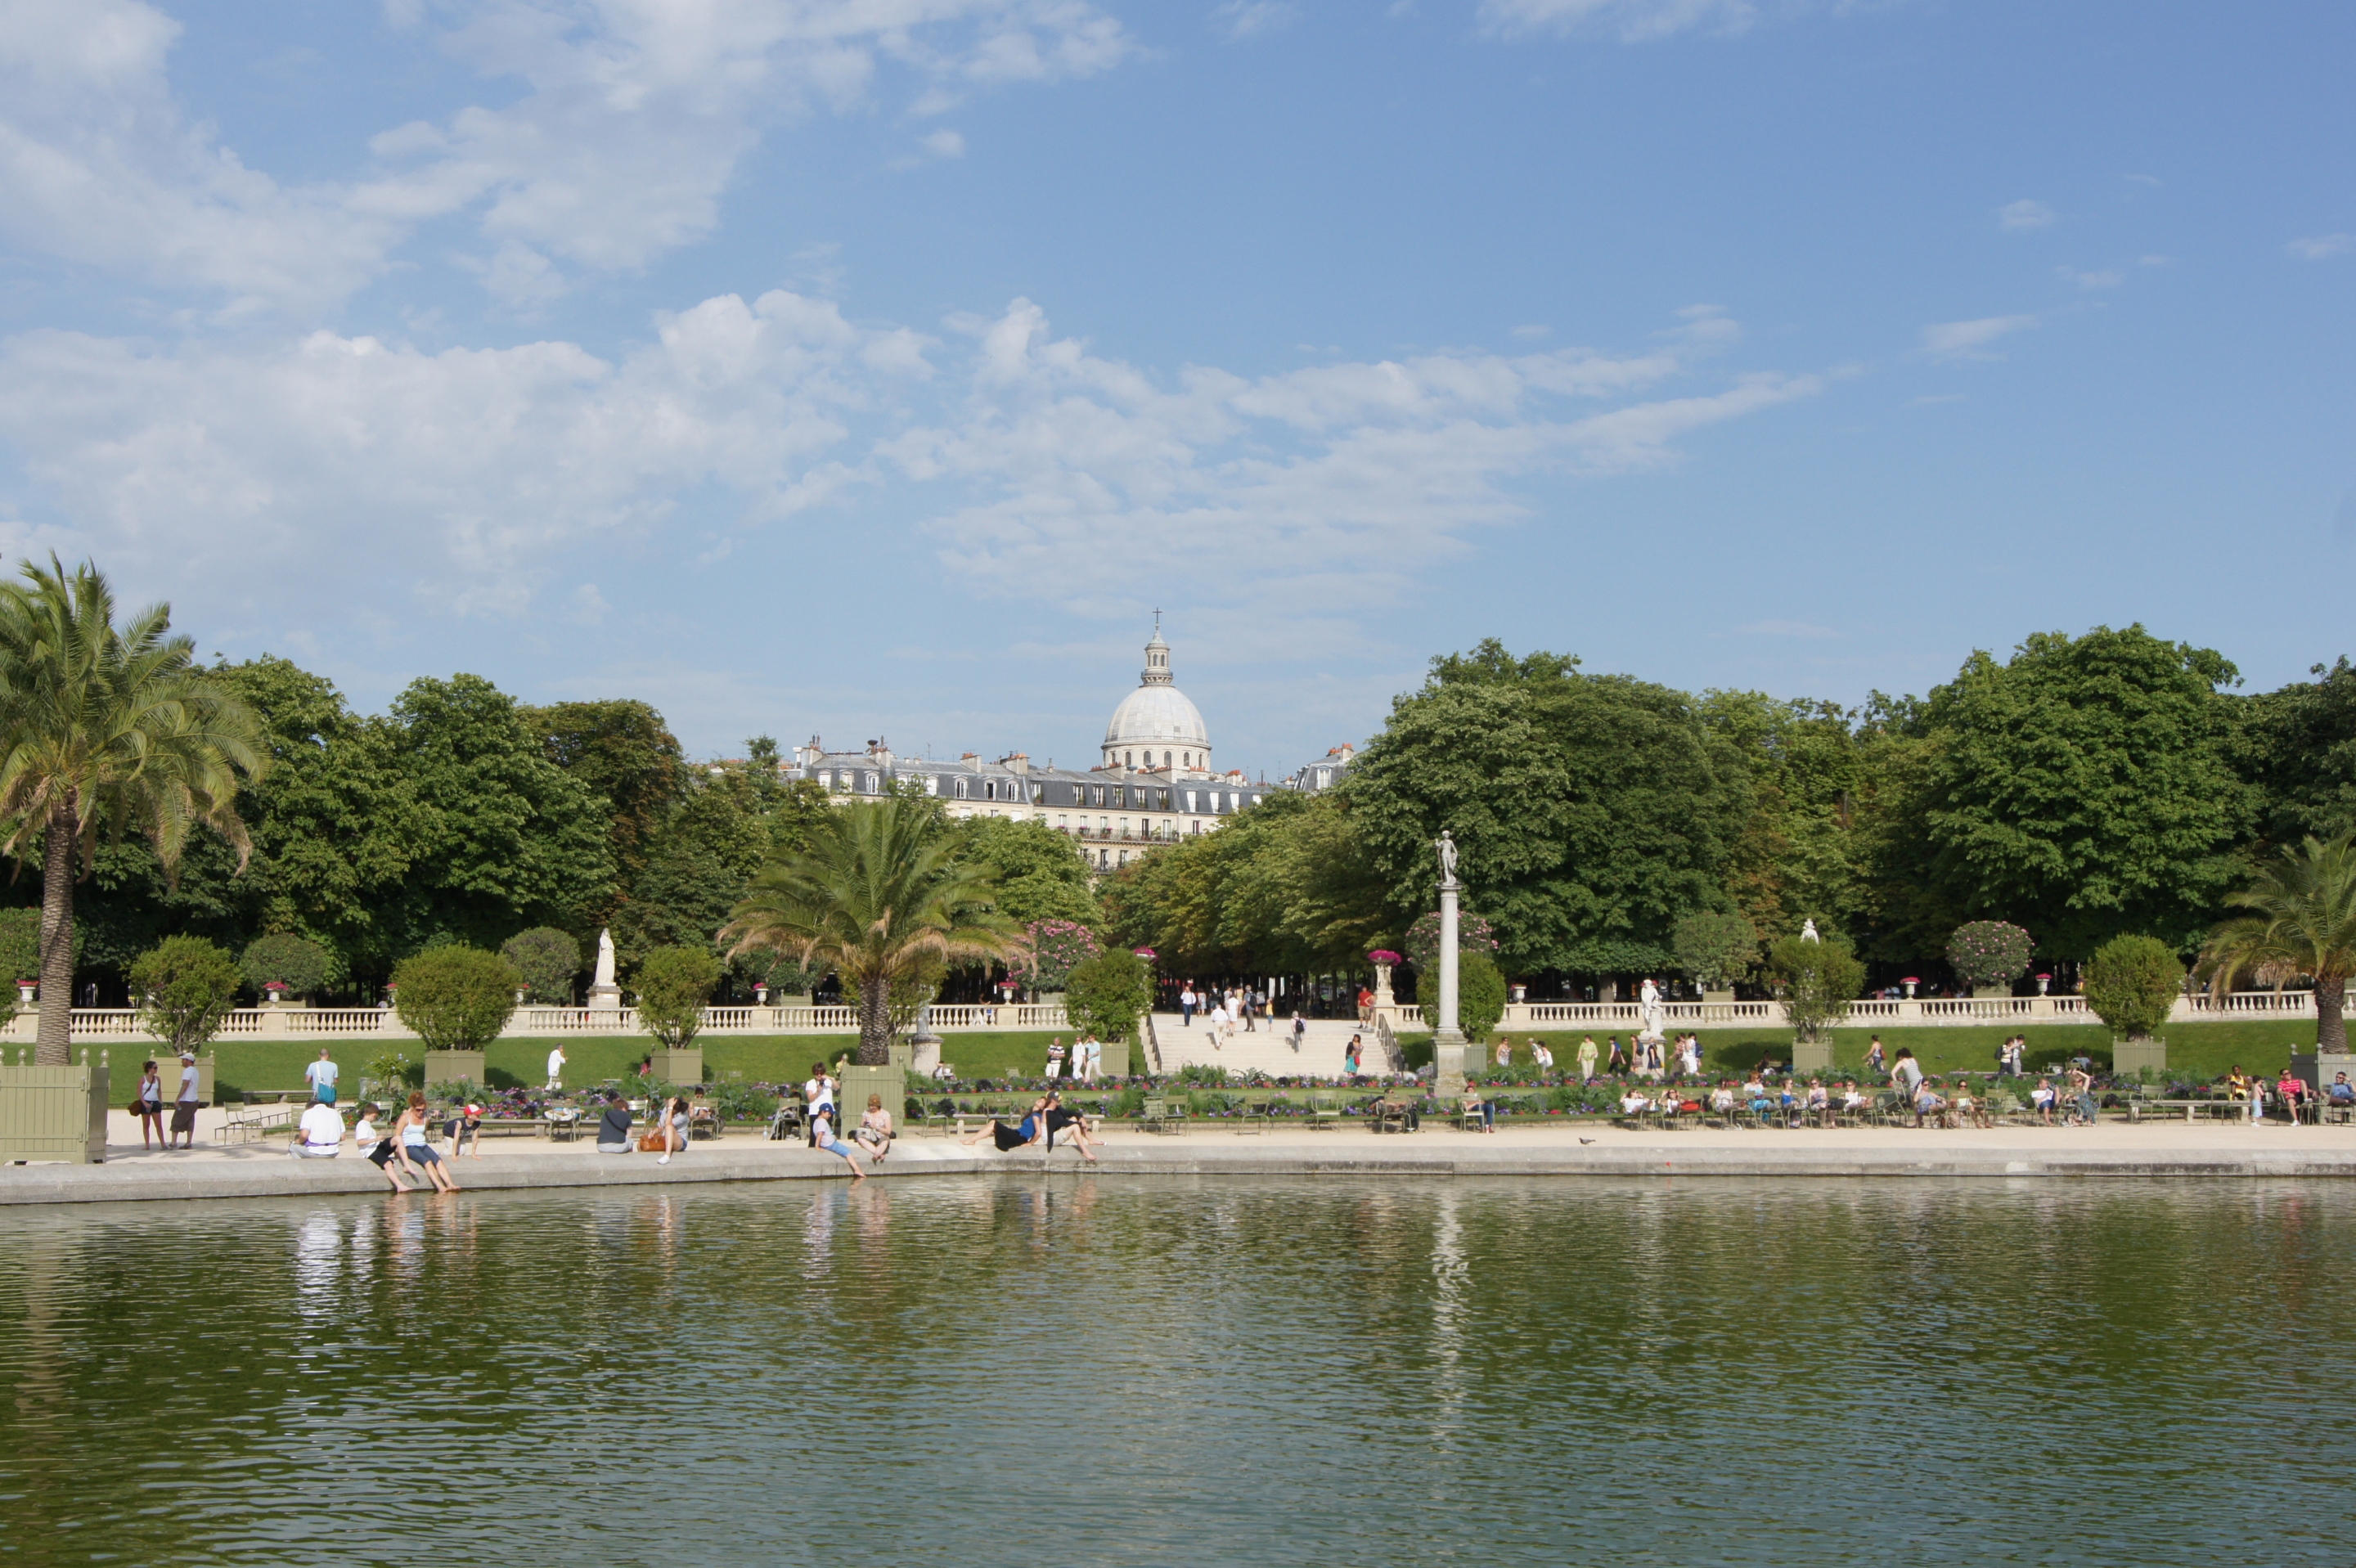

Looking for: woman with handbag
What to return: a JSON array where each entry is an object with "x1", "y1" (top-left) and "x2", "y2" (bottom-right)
[{"x1": 132, "y1": 1060, "x2": 167, "y2": 1152}]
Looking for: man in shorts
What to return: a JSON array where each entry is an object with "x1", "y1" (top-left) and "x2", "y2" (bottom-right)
[{"x1": 169, "y1": 1051, "x2": 201, "y2": 1149}]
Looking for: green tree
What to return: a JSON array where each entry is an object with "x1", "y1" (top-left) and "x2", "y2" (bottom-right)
[
  {"x1": 500, "y1": 926, "x2": 582, "y2": 1004},
  {"x1": 1766, "y1": 933, "x2": 1867, "y2": 1045},
  {"x1": 1697, "y1": 691, "x2": 1868, "y2": 940},
  {"x1": 371, "y1": 676, "x2": 617, "y2": 955},
  {"x1": 955, "y1": 815, "x2": 1101, "y2": 927},
  {"x1": 722, "y1": 796, "x2": 1017, "y2": 1063},
  {"x1": 1065, "y1": 946, "x2": 1153, "y2": 1043},
  {"x1": 528, "y1": 699, "x2": 686, "y2": 899},
  {"x1": 1894, "y1": 627, "x2": 2255, "y2": 959},
  {"x1": 2082, "y1": 933, "x2": 2183, "y2": 1044},
  {"x1": 1347, "y1": 640, "x2": 1752, "y2": 976},
  {"x1": 2199, "y1": 834, "x2": 2356, "y2": 1054},
  {"x1": 239, "y1": 932, "x2": 333, "y2": 1000},
  {"x1": 392, "y1": 945, "x2": 521, "y2": 1052},
  {"x1": 634, "y1": 944, "x2": 721, "y2": 1049},
  {"x1": 1459, "y1": 948, "x2": 1508, "y2": 1042},
  {"x1": 0, "y1": 558, "x2": 265, "y2": 1063},
  {"x1": 1672, "y1": 910, "x2": 1759, "y2": 992},
  {"x1": 2244, "y1": 658, "x2": 2356, "y2": 843},
  {"x1": 129, "y1": 935, "x2": 244, "y2": 1054},
  {"x1": 612, "y1": 768, "x2": 768, "y2": 963}
]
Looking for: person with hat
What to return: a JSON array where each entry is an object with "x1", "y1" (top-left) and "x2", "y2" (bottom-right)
[{"x1": 169, "y1": 1051, "x2": 201, "y2": 1150}]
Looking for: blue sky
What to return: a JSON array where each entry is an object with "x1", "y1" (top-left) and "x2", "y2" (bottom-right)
[{"x1": 0, "y1": 0, "x2": 2348, "y2": 778}]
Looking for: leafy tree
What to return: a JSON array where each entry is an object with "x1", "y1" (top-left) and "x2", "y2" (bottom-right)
[
  {"x1": 1698, "y1": 691, "x2": 1868, "y2": 940},
  {"x1": 0, "y1": 558, "x2": 264, "y2": 1063},
  {"x1": 2244, "y1": 658, "x2": 2356, "y2": 843},
  {"x1": 392, "y1": 945, "x2": 521, "y2": 1052},
  {"x1": 611, "y1": 768, "x2": 767, "y2": 963},
  {"x1": 1065, "y1": 946, "x2": 1153, "y2": 1043},
  {"x1": 1946, "y1": 920, "x2": 2034, "y2": 994},
  {"x1": 1018, "y1": 919, "x2": 1099, "y2": 992},
  {"x1": 1894, "y1": 627, "x2": 2255, "y2": 959},
  {"x1": 955, "y1": 815, "x2": 1100, "y2": 927},
  {"x1": 1347, "y1": 640, "x2": 1752, "y2": 976},
  {"x1": 370, "y1": 676, "x2": 617, "y2": 955},
  {"x1": 634, "y1": 944, "x2": 721, "y2": 1049},
  {"x1": 501, "y1": 926, "x2": 582, "y2": 1004},
  {"x1": 2199, "y1": 834, "x2": 2356, "y2": 1053},
  {"x1": 2082, "y1": 933, "x2": 2183, "y2": 1043},
  {"x1": 1765, "y1": 933, "x2": 1866, "y2": 1045},
  {"x1": 1405, "y1": 908, "x2": 1499, "y2": 974},
  {"x1": 528, "y1": 699, "x2": 685, "y2": 896},
  {"x1": 723, "y1": 796, "x2": 1017, "y2": 1063},
  {"x1": 0, "y1": 905, "x2": 74, "y2": 995},
  {"x1": 129, "y1": 935, "x2": 244, "y2": 1054},
  {"x1": 1672, "y1": 910, "x2": 1759, "y2": 991},
  {"x1": 1459, "y1": 948, "x2": 1508, "y2": 1042},
  {"x1": 239, "y1": 932, "x2": 333, "y2": 999}
]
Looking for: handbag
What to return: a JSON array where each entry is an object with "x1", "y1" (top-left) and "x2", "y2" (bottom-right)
[{"x1": 637, "y1": 1130, "x2": 666, "y2": 1152}]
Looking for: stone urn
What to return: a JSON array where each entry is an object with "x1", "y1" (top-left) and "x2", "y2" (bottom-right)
[
  {"x1": 1901, "y1": 977, "x2": 1918, "y2": 1000},
  {"x1": 2035, "y1": 973, "x2": 2051, "y2": 995}
]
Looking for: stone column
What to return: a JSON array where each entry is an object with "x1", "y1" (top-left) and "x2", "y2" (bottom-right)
[{"x1": 1434, "y1": 880, "x2": 1467, "y2": 1095}]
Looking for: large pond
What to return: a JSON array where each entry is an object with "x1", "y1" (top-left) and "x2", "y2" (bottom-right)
[{"x1": 0, "y1": 1177, "x2": 2344, "y2": 1565}]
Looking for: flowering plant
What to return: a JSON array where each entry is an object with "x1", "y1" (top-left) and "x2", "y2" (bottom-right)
[
  {"x1": 1946, "y1": 920, "x2": 2035, "y2": 991},
  {"x1": 1405, "y1": 911, "x2": 1497, "y2": 974},
  {"x1": 1368, "y1": 950, "x2": 1403, "y2": 966},
  {"x1": 1133, "y1": 947, "x2": 1157, "y2": 960},
  {"x1": 1014, "y1": 920, "x2": 1099, "y2": 991}
]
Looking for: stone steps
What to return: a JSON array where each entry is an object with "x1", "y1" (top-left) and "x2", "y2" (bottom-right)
[{"x1": 1149, "y1": 1013, "x2": 1378, "y2": 1077}]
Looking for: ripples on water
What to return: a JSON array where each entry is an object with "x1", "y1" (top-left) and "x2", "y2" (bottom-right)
[{"x1": 0, "y1": 1178, "x2": 2341, "y2": 1566}]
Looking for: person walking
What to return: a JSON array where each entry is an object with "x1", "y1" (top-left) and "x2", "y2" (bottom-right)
[
  {"x1": 169, "y1": 1051, "x2": 201, "y2": 1150},
  {"x1": 303, "y1": 1048, "x2": 339, "y2": 1105},
  {"x1": 1577, "y1": 1036, "x2": 1598, "y2": 1083},
  {"x1": 1864, "y1": 1037, "x2": 1886, "y2": 1078},
  {"x1": 546, "y1": 1045, "x2": 567, "y2": 1091},
  {"x1": 132, "y1": 1059, "x2": 166, "y2": 1151},
  {"x1": 1344, "y1": 1035, "x2": 1362, "y2": 1076},
  {"x1": 1605, "y1": 1037, "x2": 1626, "y2": 1076},
  {"x1": 1291, "y1": 1013, "x2": 1306, "y2": 1052},
  {"x1": 1180, "y1": 984, "x2": 1197, "y2": 1027}
]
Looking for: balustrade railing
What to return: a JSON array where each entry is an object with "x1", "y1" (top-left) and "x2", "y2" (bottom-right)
[{"x1": 0, "y1": 998, "x2": 1070, "y2": 1044}]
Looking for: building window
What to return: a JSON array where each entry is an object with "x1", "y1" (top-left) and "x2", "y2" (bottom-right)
[
  {"x1": 1162, "y1": 750, "x2": 1171, "y2": 767},
  {"x1": 955, "y1": 778, "x2": 968, "y2": 799},
  {"x1": 864, "y1": 771, "x2": 877, "y2": 793}
]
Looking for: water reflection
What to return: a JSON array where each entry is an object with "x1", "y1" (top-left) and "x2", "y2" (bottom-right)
[{"x1": 0, "y1": 1179, "x2": 2349, "y2": 1566}]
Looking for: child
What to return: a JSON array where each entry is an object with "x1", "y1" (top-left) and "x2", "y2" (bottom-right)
[{"x1": 811, "y1": 1104, "x2": 869, "y2": 1183}]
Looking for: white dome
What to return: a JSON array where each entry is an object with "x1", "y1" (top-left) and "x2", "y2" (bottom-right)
[{"x1": 1104, "y1": 684, "x2": 1210, "y2": 749}]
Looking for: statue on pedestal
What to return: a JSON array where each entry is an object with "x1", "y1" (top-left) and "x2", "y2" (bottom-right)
[
  {"x1": 1638, "y1": 976, "x2": 1666, "y2": 1043},
  {"x1": 1801, "y1": 919, "x2": 1820, "y2": 944},
  {"x1": 1436, "y1": 829, "x2": 1459, "y2": 889},
  {"x1": 587, "y1": 928, "x2": 622, "y2": 1011}
]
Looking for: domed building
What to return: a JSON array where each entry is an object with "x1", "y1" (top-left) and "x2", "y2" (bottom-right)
[
  {"x1": 1101, "y1": 624, "x2": 1213, "y2": 776},
  {"x1": 784, "y1": 621, "x2": 1268, "y2": 870}
]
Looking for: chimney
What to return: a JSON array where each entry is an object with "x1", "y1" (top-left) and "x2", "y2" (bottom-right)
[{"x1": 1001, "y1": 752, "x2": 1031, "y2": 775}]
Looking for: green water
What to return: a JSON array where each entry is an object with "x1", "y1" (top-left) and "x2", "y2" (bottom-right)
[{"x1": 0, "y1": 1178, "x2": 2341, "y2": 1566}]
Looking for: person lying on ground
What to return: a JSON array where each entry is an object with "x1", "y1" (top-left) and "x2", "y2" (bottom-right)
[{"x1": 963, "y1": 1098, "x2": 1050, "y2": 1152}]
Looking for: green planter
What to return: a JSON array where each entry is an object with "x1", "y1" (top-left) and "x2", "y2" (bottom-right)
[
  {"x1": 652, "y1": 1047, "x2": 704, "y2": 1086},
  {"x1": 423, "y1": 1049, "x2": 485, "y2": 1086},
  {"x1": 0, "y1": 1049, "x2": 110, "y2": 1163}
]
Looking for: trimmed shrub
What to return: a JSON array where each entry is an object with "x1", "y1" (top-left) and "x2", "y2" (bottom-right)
[
  {"x1": 131, "y1": 936, "x2": 245, "y2": 1052},
  {"x1": 1459, "y1": 950, "x2": 1508, "y2": 1041},
  {"x1": 1673, "y1": 910, "x2": 1759, "y2": 991},
  {"x1": 2084, "y1": 934, "x2": 2183, "y2": 1041},
  {"x1": 635, "y1": 945, "x2": 722, "y2": 1049},
  {"x1": 1066, "y1": 948, "x2": 1154, "y2": 1043},
  {"x1": 501, "y1": 927, "x2": 582, "y2": 1004},
  {"x1": 1948, "y1": 920, "x2": 2035, "y2": 993},
  {"x1": 239, "y1": 932, "x2": 333, "y2": 1000},
  {"x1": 393, "y1": 946, "x2": 521, "y2": 1052}
]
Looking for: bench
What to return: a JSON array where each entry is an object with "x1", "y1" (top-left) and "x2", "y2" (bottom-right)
[
  {"x1": 1302, "y1": 1093, "x2": 1343, "y2": 1130},
  {"x1": 1367, "y1": 1096, "x2": 1417, "y2": 1134},
  {"x1": 1139, "y1": 1097, "x2": 1189, "y2": 1134}
]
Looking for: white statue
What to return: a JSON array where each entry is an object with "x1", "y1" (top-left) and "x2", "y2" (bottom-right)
[
  {"x1": 1437, "y1": 830, "x2": 1459, "y2": 887},
  {"x1": 1801, "y1": 919, "x2": 1821, "y2": 944},
  {"x1": 1638, "y1": 977, "x2": 1666, "y2": 1043},
  {"x1": 594, "y1": 928, "x2": 617, "y2": 988}
]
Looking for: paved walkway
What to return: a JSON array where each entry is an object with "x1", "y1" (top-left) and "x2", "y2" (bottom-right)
[
  {"x1": 7, "y1": 1117, "x2": 2356, "y2": 1204},
  {"x1": 1152, "y1": 1011, "x2": 1375, "y2": 1076}
]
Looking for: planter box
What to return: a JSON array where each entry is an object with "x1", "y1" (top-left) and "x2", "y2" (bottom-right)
[
  {"x1": 2112, "y1": 1037, "x2": 2166, "y2": 1075},
  {"x1": 1792, "y1": 1037, "x2": 1835, "y2": 1074},
  {"x1": 423, "y1": 1049, "x2": 486, "y2": 1086},
  {"x1": 651, "y1": 1047, "x2": 704, "y2": 1086},
  {"x1": 0, "y1": 1051, "x2": 110, "y2": 1163},
  {"x1": 837, "y1": 1064, "x2": 901, "y2": 1129}
]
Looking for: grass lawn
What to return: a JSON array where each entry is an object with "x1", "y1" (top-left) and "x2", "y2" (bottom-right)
[
  {"x1": 1428, "y1": 1020, "x2": 2331, "y2": 1081},
  {"x1": 200, "y1": 1031, "x2": 1086, "y2": 1099}
]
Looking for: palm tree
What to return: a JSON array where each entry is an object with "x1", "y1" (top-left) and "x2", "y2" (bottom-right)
[
  {"x1": 722, "y1": 795, "x2": 1017, "y2": 1063},
  {"x1": 0, "y1": 559, "x2": 264, "y2": 1064},
  {"x1": 2200, "y1": 833, "x2": 2356, "y2": 1054}
]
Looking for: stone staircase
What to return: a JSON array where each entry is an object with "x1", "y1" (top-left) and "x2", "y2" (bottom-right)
[{"x1": 1149, "y1": 1013, "x2": 1380, "y2": 1078}]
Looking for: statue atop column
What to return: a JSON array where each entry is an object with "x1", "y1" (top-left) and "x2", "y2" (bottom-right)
[
  {"x1": 1638, "y1": 976, "x2": 1666, "y2": 1043},
  {"x1": 1437, "y1": 829, "x2": 1459, "y2": 889}
]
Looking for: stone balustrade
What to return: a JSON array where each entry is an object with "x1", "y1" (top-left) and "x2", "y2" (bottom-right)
[
  {"x1": 1370, "y1": 991, "x2": 2348, "y2": 1031},
  {"x1": 0, "y1": 1001, "x2": 1068, "y2": 1045}
]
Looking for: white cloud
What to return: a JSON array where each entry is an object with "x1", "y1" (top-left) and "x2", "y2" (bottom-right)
[
  {"x1": 1480, "y1": 0, "x2": 1760, "y2": 41},
  {"x1": 2057, "y1": 265, "x2": 2123, "y2": 289},
  {"x1": 0, "y1": 294, "x2": 1821, "y2": 627},
  {"x1": 1999, "y1": 199, "x2": 2056, "y2": 231},
  {"x1": 1215, "y1": 0, "x2": 1299, "y2": 38},
  {"x1": 0, "y1": 0, "x2": 1134, "y2": 312},
  {"x1": 1920, "y1": 314, "x2": 2036, "y2": 361},
  {"x1": 2288, "y1": 234, "x2": 2355, "y2": 260},
  {"x1": 921, "y1": 128, "x2": 968, "y2": 159}
]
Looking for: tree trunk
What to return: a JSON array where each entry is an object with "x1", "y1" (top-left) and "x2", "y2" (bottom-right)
[
  {"x1": 857, "y1": 973, "x2": 892, "y2": 1066},
  {"x1": 2318, "y1": 976, "x2": 2348, "y2": 1056},
  {"x1": 34, "y1": 796, "x2": 76, "y2": 1067}
]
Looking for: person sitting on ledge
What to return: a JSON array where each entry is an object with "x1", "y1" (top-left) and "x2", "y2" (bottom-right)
[
  {"x1": 596, "y1": 1098, "x2": 633, "y2": 1153},
  {"x1": 810, "y1": 1103, "x2": 870, "y2": 1183},
  {"x1": 293, "y1": 1098, "x2": 344, "y2": 1158},
  {"x1": 1041, "y1": 1092, "x2": 1100, "y2": 1161},
  {"x1": 963, "y1": 1098, "x2": 1049, "y2": 1152}
]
